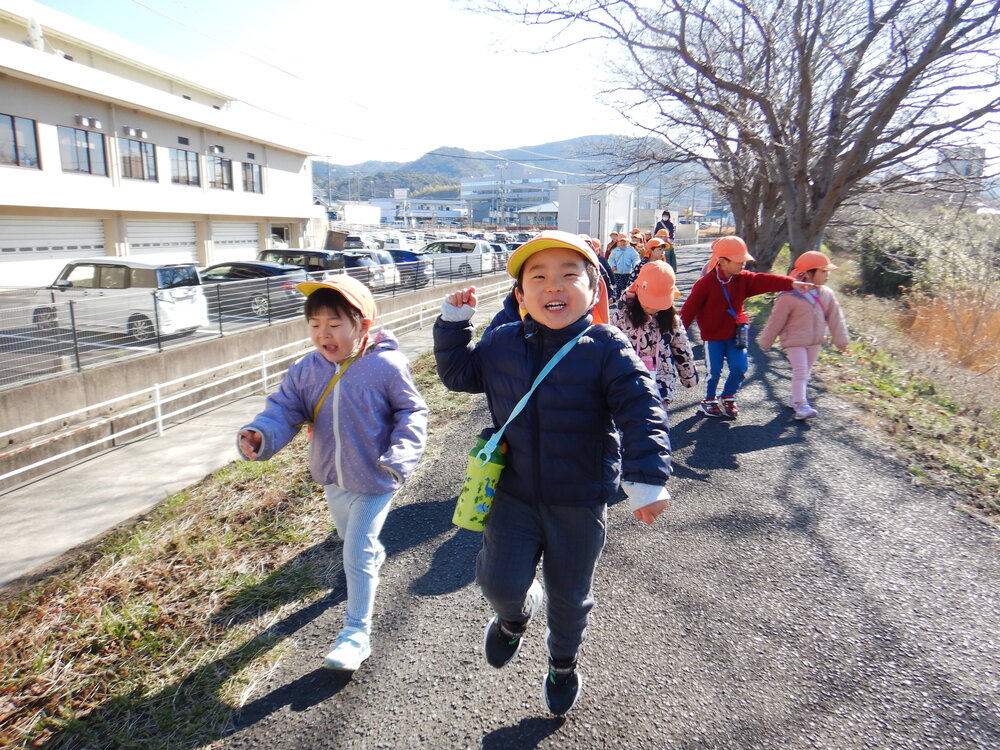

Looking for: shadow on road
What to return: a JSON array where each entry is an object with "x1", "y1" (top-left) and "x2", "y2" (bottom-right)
[{"x1": 481, "y1": 715, "x2": 565, "y2": 749}]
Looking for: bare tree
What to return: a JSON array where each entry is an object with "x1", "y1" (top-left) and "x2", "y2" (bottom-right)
[{"x1": 482, "y1": 0, "x2": 1000, "y2": 269}]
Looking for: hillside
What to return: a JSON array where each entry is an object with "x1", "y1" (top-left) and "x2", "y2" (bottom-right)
[{"x1": 312, "y1": 135, "x2": 646, "y2": 201}]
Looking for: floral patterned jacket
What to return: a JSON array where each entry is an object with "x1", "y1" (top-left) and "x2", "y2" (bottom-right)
[{"x1": 611, "y1": 305, "x2": 699, "y2": 403}]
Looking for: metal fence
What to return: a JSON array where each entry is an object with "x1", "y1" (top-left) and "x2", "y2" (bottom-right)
[
  {"x1": 0, "y1": 278, "x2": 512, "y2": 492},
  {"x1": 0, "y1": 255, "x2": 510, "y2": 391}
]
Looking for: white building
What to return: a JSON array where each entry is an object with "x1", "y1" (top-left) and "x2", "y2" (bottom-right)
[
  {"x1": 0, "y1": 1, "x2": 326, "y2": 286},
  {"x1": 557, "y1": 183, "x2": 635, "y2": 242},
  {"x1": 369, "y1": 197, "x2": 468, "y2": 226},
  {"x1": 461, "y1": 176, "x2": 561, "y2": 225},
  {"x1": 517, "y1": 201, "x2": 558, "y2": 228}
]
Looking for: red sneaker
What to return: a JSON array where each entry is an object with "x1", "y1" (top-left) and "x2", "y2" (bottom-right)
[
  {"x1": 720, "y1": 396, "x2": 738, "y2": 419},
  {"x1": 699, "y1": 398, "x2": 724, "y2": 418}
]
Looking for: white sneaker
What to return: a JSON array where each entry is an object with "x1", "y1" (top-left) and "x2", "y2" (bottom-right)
[
  {"x1": 323, "y1": 628, "x2": 371, "y2": 671},
  {"x1": 793, "y1": 403, "x2": 818, "y2": 420}
]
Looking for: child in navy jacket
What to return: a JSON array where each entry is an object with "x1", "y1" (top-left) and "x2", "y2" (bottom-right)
[{"x1": 433, "y1": 230, "x2": 670, "y2": 716}]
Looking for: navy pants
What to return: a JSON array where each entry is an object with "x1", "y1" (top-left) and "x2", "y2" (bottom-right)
[{"x1": 476, "y1": 494, "x2": 607, "y2": 662}]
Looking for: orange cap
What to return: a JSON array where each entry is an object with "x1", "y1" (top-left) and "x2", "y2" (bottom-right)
[
  {"x1": 296, "y1": 275, "x2": 377, "y2": 323},
  {"x1": 791, "y1": 251, "x2": 837, "y2": 278},
  {"x1": 628, "y1": 261, "x2": 680, "y2": 310},
  {"x1": 707, "y1": 236, "x2": 754, "y2": 271}
]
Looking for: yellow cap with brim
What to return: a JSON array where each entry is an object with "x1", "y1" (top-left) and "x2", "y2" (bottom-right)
[
  {"x1": 506, "y1": 230, "x2": 600, "y2": 278},
  {"x1": 296, "y1": 275, "x2": 377, "y2": 323}
]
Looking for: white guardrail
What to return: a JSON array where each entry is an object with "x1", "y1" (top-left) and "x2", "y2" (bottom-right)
[{"x1": 0, "y1": 279, "x2": 511, "y2": 491}]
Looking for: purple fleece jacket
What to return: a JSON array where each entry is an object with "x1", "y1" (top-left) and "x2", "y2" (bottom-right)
[{"x1": 239, "y1": 330, "x2": 428, "y2": 494}]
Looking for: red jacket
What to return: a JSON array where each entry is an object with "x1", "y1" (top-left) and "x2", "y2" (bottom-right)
[{"x1": 680, "y1": 269, "x2": 794, "y2": 341}]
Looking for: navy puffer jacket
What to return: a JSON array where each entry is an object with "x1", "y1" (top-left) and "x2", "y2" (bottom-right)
[{"x1": 434, "y1": 313, "x2": 671, "y2": 508}]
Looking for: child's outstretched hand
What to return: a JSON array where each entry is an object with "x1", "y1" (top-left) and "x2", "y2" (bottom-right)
[
  {"x1": 237, "y1": 429, "x2": 262, "y2": 460},
  {"x1": 634, "y1": 498, "x2": 670, "y2": 525},
  {"x1": 446, "y1": 287, "x2": 477, "y2": 310},
  {"x1": 791, "y1": 280, "x2": 818, "y2": 291}
]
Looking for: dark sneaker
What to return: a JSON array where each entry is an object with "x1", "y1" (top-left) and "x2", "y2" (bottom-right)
[
  {"x1": 483, "y1": 579, "x2": 542, "y2": 668},
  {"x1": 699, "y1": 398, "x2": 723, "y2": 418},
  {"x1": 720, "y1": 396, "x2": 739, "y2": 419},
  {"x1": 542, "y1": 660, "x2": 583, "y2": 716}
]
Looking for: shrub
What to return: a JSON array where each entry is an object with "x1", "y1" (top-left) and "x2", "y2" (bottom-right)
[{"x1": 857, "y1": 228, "x2": 922, "y2": 297}]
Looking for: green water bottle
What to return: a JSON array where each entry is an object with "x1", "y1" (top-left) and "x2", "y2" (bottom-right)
[{"x1": 452, "y1": 434, "x2": 507, "y2": 531}]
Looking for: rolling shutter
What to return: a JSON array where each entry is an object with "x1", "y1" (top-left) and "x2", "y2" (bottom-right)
[
  {"x1": 211, "y1": 221, "x2": 260, "y2": 263},
  {"x1": 0, "y1": 217, "x2": 106, "y2": 287},
  {"x1": 126, "y1": 220, "x2": 198, "y2": 263}
]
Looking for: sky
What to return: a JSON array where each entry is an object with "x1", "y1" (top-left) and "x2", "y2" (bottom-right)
[{"x1": 31, "y1": 0, "x2": 637, "y2": 165}]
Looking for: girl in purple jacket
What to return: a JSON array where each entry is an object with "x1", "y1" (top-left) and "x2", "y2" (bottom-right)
[{"x1": 237, "y1": 276, "x2": 427, "y2": 672}]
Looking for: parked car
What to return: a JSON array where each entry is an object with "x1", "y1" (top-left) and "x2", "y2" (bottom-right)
[
  {"x1": 418, "y1": 239, "x2": 499, "y2": 278},
  {"x1": 256, "y1": 248, "x2": 395, "y2": 291},
  {"x1": 353, "y1": 248, "x2": 401, "y2": 289},
  {"x1": 344, "y1": 234, "x2": 378, "y2": 251},
  {"x1": 199, "y1": 261, "x2": 308, "y2": 318},
  {"x1": 257, "y1": 249, "x2": 345, "y2": 276},
  {"x1": 386, "y1": 247, "x2": 434, "y2": 288},
  {"x1": 33, "y1": 258, "x2": 209, "y2": 342}
]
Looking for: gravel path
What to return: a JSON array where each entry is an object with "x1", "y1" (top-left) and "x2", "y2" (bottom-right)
[{"x1": 218, "y1": 251, "x2": 1000, "y2": 750}]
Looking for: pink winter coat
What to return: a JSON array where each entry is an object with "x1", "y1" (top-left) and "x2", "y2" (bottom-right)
[{"x1": 758, "y1": 286, "x2": 849, "y2": 350}]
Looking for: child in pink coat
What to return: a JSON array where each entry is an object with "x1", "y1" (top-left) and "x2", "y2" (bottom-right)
[{"x1": 757, "y1": 252, "x2": 849, "y2": 420}]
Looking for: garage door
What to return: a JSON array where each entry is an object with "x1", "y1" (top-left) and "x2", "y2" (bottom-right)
[
  {"x1": 211, "y1": 221, "x2": 260, "y2": 263},
  {"x1": 0, "y1": 217, "x2": 106, "y2": 287},
  {"x1": 126, "y1": 220, "x2": 198, "y2": 264}
]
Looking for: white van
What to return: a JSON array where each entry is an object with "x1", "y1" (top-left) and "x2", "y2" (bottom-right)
[
  {"x1": 418, "y1": 239, "x2": 499, "y2": 278},
  {"x1": 33, "y1": 258, "x2": 209, "y2": 341}
]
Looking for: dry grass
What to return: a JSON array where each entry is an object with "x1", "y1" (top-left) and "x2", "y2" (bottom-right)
[
  {"x1": 0, "y1": 435, "x2": 337, "y2": 749},
  {"x1": 899, "y1": 286, "x2": 1000, "y2": 373}
]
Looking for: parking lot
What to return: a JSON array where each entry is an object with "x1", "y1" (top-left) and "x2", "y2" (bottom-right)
[{"x1": 0, "y1": 254, "x2": 510, "y2": 391}]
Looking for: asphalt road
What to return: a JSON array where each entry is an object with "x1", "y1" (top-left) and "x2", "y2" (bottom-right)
[{"x1": 213, "y1": 249, "x2": 999, "y2": 749}]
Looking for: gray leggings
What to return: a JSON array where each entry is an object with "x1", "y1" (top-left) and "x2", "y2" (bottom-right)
[{"x1": 476, "y1": 494, "x2": 607, "y2": 662}]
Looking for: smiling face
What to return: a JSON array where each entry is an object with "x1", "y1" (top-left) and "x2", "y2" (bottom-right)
[
  {"x1": 811, "y1": 268, "x2": 830, "y2": 285},
  {"x1": 308, "y1": 305, "x2": 371, "y2": 364},
  {"x1": 515, "y1": 246, "x2": 597, "y2": 329}
]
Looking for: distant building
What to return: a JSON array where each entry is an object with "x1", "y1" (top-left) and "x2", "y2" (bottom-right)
[
  {"x1": 517, "y1": 201, "x2": 558, "y2": 228},
  {"x1": 461, "y1": 176, "x2": 561, "y2": 225},
  {"x1": 0, "y1": 1, "x2": 326, "y2": 286},
  {"x1": 936, "y1": 146, "x2": 986, "y2": 180},
  {"x1": 370, "y1": 197, "x2": 468, "y2": 227},
  {"x1": 557, "y1": 183, "x2": 635, "y2": 241}
]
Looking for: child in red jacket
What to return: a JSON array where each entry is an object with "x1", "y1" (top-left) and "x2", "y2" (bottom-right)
[{"x1": 680, "y1": 237, "x2": 814, "y2": 419}]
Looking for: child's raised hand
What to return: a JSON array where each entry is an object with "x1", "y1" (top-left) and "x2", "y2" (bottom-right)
[
  {"x1": 446, "y1": 287, "x2": 477, "y2": 310},
  {"x1": 237, "y1": 429, "x2": 262, "y2": 460},
  {"x1": 633, "y1": 498, "x2": 670, "y2": 525}
]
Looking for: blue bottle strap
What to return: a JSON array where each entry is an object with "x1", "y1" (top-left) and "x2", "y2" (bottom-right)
[
  {"x1": 718, "y1": 277, "x2": 739, "y2": 320},
  {"x1": 476, "y1": 326, "x2": 590, "y2": 464}
]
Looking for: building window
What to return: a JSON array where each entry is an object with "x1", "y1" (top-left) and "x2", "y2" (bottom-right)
[
  {"x1": 119, "y1": 138, "x2": 157, "y2": 181},
  {"x1": 208, "y1": 155, "x2": 233, "y2": 190},
  {"x1": 0, "y1": 113, "x2": 40, "y2": 168},
  {"x1": 242, "y1": 162, "x2": 263, "y2": 193},
  {"x1": 57, "y1": 125, "x2": 107, "y2": 176},
  {"x1": 170, "y1": 148, "x2": 200, "y2": 185}
]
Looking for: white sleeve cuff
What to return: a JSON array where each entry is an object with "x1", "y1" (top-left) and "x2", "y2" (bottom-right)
[
  {"x1": 440, "y1": 299, "x2": 476, "y2": 322},
  {"x1": 622, "y1": 481, "x2": 671, "y2": 511}
]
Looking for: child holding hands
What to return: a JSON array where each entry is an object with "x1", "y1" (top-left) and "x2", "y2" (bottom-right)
[
  {"x1": 237, "y1": 276, "x2": 427, "y2": 671},
  {"x1": 434, "y1": 231, "x2": 671, "y2": 716},
  {"x1": 758, "y1": 251, "x2": 849, "y2": 420}
]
